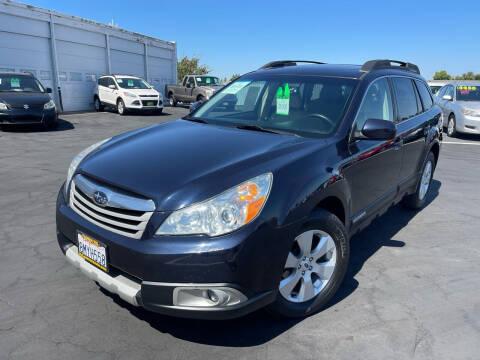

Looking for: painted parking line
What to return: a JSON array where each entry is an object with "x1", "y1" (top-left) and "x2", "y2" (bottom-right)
[{"x1": 443, "y1": 141, "x2": 480, "y2": 145}]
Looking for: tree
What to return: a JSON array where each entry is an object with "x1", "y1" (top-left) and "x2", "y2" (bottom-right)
[
  {"x1": 177, "y1": 56, "x2": 210, "y2": 83},
  {"x1": 460, "y1": 72, "x2": 476, "y2": 80},
  {"x1": 229, "y1": 74, "x2": 241, "y2": 83},
  {"x1": 433, "y1": 70, "x2": 452, "y2": 80},
  {"x1": 475, "y1": 74, "x2": 480, "y2": 80},
  {"x1": 454, "y1": 75, "x2": 463, "y2": 80}
]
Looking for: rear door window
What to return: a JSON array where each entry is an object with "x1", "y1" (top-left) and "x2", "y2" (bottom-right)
[
  {"x1": 355, "y1": 78, "x2": 394, "y2": 131},
  {"x1": 415, "y1": 80, "x2": 433, "y2": 110},
  {"x1": 392, "y1": 77, "x2": 419, "y2": 121}
]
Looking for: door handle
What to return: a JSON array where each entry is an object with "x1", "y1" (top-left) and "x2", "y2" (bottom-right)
[{"x1": 393, "y1": 138, "x2": 404, "y2": 150}]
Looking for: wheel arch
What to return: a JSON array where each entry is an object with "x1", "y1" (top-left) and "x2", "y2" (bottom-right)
[{"x1": 313, "y1": 196, "x2": 346, "y2": 225}]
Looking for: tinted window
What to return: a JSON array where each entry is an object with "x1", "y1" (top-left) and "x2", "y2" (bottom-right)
[
  {"x1": 437, "y1": 86, "x2": 447, "y2": 98},
  {"x1": 392, "y1": 77, "x2": 418, "y2": 121},
  {"x1": 188, "y1": 77, "x2": 195, "y2": 87},
  {"x1": 416, "y1": 81, "x2": 433, "y2": 110},
  {"x1": 456, "y1": 85, "x2": 480, "y2": 101},
  {"x1": 192, "y1": 76, "x2": 357, "y2": 138},
  {"x1": 0, "y1": 74, "x2": 44, "y2": 92},
  {"x1": 355, "y1": 78, "x2": 394, "y2": 131}
]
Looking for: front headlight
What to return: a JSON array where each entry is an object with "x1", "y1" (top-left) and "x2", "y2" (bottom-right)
[
  {"x1": 0, "y1": 102, "x2": 8, "y2": 110},
  {"x1": 64, "y1": 138, "x2": 111, "y2": 196},
  {"x1": 124, "y1": 92, "x2": 137, "y2": 98},
  {"x1": 156, "y1": 173, "x2": 273, "y2": 236},
  {"x1": 461, "y1": 108, "x2": 479, "y2": 117},
  {"x1": 44, "y1": 100, "x2": 55, "y2": 110}
]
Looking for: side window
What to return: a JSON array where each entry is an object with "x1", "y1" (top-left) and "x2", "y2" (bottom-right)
[
  {"x1": 355, "y1": 78, "x2": 394, "y2": 131},
  {"x1": 415, "y1": 80, "x2": 433, "y2": 110},
  {"x1": 182, "y1": 77, "x2": 187, "y2": 86},
  {"x1": 445, "y1": 85, "x2": 454, "y2": 99},
  {"x1": 437, "y1": 86, "x2": 446, "y2": 98},
  {"x1": 392, "y1": 77, "x2": 419, "y2": 121},
  {"x1": 188, "y1": 77, "x2": 195, "y2": 87},
  {"x1": 98, "y1": 78, "x2": 105, "y2": 87}
]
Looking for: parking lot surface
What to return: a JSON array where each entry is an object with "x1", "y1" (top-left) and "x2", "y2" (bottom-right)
[{"x1": 0, "y1": 110, "x2": 479, "y2": 360}]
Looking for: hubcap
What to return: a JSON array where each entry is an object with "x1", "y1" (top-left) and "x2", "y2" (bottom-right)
[
  {"x1": 169, "y1": 97, "x2": 174, "y2": 106},
  {"x1": 419, "y1": 160, "x2": 432, "y2": 201},
  {"x1": 448, "y1": 118, "x2": 454, "y2": 135},
  {"x1": 279, "y1": 230, "x2": 337, "y2": 303},
  {"x1": 118, "y1": 102, "x2": 123, "y2": 114}
]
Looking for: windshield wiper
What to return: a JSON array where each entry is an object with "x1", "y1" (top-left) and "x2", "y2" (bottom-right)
[
  {"x1": 235, "y1": 124, "x2": 298, "y2": 136},
  {"x1": 183, "y1": 116, "x2": 208, "y2": 124}
]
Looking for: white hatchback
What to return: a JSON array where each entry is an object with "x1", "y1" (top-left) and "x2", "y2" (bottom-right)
[{"x1": 94, "y1": 75, "x2": 164, "y2": 115}]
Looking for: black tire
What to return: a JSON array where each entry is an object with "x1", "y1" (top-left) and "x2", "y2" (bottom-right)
[
  {"x1": 94, "y1": 97, "x2": 104, "y2": 112},
  {"x1": 117, "y1": 99, "x2": 127, "y2": 115},
  {"x1": 447, "y1": 114, "x2": 457, "y2": 137},
  {"x1": 266, "y1": 210, "x2": 349, "y2": 318},
  {"x1": 156, "y1": 108, "x2": 163, "y2": 114},
  {"x1": 42, "y1": 115, "x2": 58, "y2": 131},
  {"x1": 197, "y1": 95, "x2": 205, "y2": 103},
  {"x1": 401, "y1": 151, "x2": 436, "y2": 210},
  {"x1": 168, "y1": 94, "x2": 177, "y2": 107}
]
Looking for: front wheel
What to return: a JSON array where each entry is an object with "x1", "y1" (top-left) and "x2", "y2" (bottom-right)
[
  {"x1": 447, "y1": 115, "x2": 457, "y2": 137},
  {"x1": 94, "y1": 97, "x2": 104, "y2": 112},
  {"x1": 266, "y1": 210, "x2": 349, "y2": 318},
  {"x1": 402, "y1": 151, "x2": 436, "y2": 209},
  {"x1": 168, "y1": 94, "x2": 177, "y2": 107},
  {"x1": 117, "y1": 99, "x2": 127, "y2": 115}
]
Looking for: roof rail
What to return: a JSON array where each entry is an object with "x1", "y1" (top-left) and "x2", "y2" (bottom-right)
[
  {"x1": 360, "y1": 59, "x2": 420, "y2": 74},
  {"x1": 259, "y1": 60, "x2": 326, "y2": 70}
]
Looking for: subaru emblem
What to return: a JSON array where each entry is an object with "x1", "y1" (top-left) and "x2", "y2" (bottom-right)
[
  {"x1": 93, "y1": 191, "x2": 108, "y2": 206},
  {"x1": 23, "y1": 104, "x2": 29, "y2": 110}
]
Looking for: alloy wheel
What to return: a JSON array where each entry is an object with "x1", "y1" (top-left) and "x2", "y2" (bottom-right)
[
  {"x1": 118, "y1": 101, "x2": 124, "y2": 114},
  {"x1": 419, "y1": 160, "x2": 432, "y2": 201},
  {"x1": 279, "y1": 230, "x2": 337, "y2": 303},
  {"x1": 447, "y1": 118, "x2": 455, "y2": 136}
]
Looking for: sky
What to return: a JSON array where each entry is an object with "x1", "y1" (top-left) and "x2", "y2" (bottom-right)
[{"x1": 22, "y1": 0, "x2": 480, "y2": 81}]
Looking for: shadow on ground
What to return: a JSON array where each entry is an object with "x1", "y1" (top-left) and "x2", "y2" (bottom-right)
[
  {"x1": 0, "y1": 118, "x2": 74, "y2": 133},
  {"x1": 102, "y1": 180, "x2": 441, "y2": 347}
]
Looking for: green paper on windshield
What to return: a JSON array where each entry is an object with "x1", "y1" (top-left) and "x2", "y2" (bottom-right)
[
  {"x1": 11, "y1": 78, "x2": 20, "y2": 88},
  {"x1": 206, "y1": 78, "x2": 211, "y2": 84},
  {"x1": 128, "y1": 79, "x2": 134, "y2": 87},
  {"x1": 276, "y1": 83, "x2": 290, "y2": 115}
]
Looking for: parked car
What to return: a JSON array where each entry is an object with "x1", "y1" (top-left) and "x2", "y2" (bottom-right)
[
  {"x1": 57, "y1": 59, "x2": 441, "y2": 319},
  {"x1": 94, "y1": 75, "x2": 164, "y2": 115},
  {"x1": 435, "y1": 82, "x2": 480, "y2": 137},
  {"x1": 0, "y1": 72, "x2": 57, "y2": 130},
  {"x1": 166, "y1": 75, "x2": 222, "y2": 106},
  {"x1": 428, "y1": 80, "x2": 450, "y2": 95}
]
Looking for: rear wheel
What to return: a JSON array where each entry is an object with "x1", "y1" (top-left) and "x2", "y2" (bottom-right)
[
  {"x1": 402, "y1": 151, "x2": 435, "y2": 209},
  {"x1": 168, "y1": 94, "x2": 177, "y2": 107},
  {"x1": 94, "y1": 97, "x2": 104, "y2": 112},
  {"x1": 447, "y1": 114, "x2": 457, "y2": 137},
  {"x1": 117, "y1": 99, "x2": 127, "y2": 115},
  {"x1": 266, "y1": 210, "x2": 349, "y2": 318}
]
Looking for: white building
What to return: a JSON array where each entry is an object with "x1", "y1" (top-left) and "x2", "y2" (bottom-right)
[{"x1": 0, "y1": 1, "x2": 177, "y2": 111}]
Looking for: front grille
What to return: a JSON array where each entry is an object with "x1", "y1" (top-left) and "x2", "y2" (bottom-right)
[
  {"x1": 141, "y1": 100, "x2": 158, "y2": 107},
  {"x1": 69, "y1": 175, "x2": 155, "y2": 239},
  {"x1": 10, "y1": 103, "x2": 44, "y2": 110},
  {"x1": 140, "y1": 95, "x2": 158, "y2": 98}
]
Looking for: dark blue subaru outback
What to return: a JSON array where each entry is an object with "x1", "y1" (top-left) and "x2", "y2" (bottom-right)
[{"x1": 56, "y1": 59, "x2": 442, "y2": 319}]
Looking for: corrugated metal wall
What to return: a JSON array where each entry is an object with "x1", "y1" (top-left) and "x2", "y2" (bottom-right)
[{"x1": 0, "y1": 1, "x2": 177, "y2": 112}]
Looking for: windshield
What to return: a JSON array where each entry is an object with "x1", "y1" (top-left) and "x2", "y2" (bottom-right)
[
  {"x1": 0, "y1": 74, "x2": 45, "y2": 92},
  {"x1": 456, "y1": 85, "x2": 480, "y2": 101},
  {"x1": 190, "y1": 75, "x2": 357, "y2": 138},
  {"x1": 429, "y1": 86, "x2": 442, "y2": 94},
  {"x1": 116, "y1": 78, "x2": 151, "y2": 89},
  {"x1": 196, "y1": 77, "x2": 220, "y2": 86}
]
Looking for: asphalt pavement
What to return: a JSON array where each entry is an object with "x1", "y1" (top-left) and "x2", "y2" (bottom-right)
[{"x1": 0, "y1": 108, "x2": 479, "y2": 360}]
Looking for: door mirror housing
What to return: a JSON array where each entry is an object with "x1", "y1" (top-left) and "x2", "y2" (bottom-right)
[
  {"x1": 108, "y1": 84, "x2": 116, "y2": 90},
  {"x1": 442, "y1": 94, "x2": 453, "y2": 101},
  {"x1": 356, "y1": 118, "x2": 396, "y2": 140},
  {"x1": 189, "y1": 101, "x2": 202, "y2": 113},
  {"x1": 45, "y1": 87, "x2": 52, "y2": 93}
]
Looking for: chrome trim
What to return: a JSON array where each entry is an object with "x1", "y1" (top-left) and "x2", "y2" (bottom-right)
[
  {"x1": 65, "y1": 246, "x2": 141, "y2": 306},
  {"x1": 74, "y1": 174, "x2": 155, "y2": 211},
  {"x1": 70, "y1": 175, "x2": 154, "y2": 239}
]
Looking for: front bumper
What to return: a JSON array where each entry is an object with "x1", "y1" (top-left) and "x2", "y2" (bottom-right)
[
  {"x1": 0, "y1": 108, "x2": 57, "y2": 124},
  {"x1": 456, "y1": 113, "x2": 480, "y2": 134},
  {"x1": 124, "y1": 97, "x2": 163, "y2": 110},
  {"x1": 56, "y1": 186, "x2": 294, "y2": 319}
]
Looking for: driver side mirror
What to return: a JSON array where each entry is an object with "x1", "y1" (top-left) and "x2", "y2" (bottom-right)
[
  {"x1": 356, "y1": 118, "x2": 396, "y2": 140},
  {"x1": 442, "y1": 94, "x2": 453, "y2": 101},
  {"x1": 108, "y1": 84, "x2": 116, "y2": 90},
  {"x1": 45, "y1": 87, "x2": 52, "y2": 93}
]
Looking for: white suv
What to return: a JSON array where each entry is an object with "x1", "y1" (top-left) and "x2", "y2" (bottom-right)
[{"x1": 94, "y1": 75, "x2": 164, "y2": 115}]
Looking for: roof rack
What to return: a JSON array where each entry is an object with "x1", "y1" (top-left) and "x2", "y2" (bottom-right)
[
  {"x1": 259, "y1": 60, "x2": 326, "y2": 70},
  {"x1": 360, "y1": 59, "x2": 420, "y2": 74}
]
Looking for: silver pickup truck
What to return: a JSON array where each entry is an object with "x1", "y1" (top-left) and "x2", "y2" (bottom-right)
[{"x1": 165, "y1": 75, "x2": 223, "y2": 106}]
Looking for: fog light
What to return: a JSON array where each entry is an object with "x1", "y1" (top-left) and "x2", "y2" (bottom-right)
[{"x1": 173, "y1": 286, "x2": 247, "y2": 308}]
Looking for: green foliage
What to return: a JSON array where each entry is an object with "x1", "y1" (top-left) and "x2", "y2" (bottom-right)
[
  {"x1": 177, "y1": 56, "x2": 210, "y2": 83},
  {"x1": 476, "y1": 74, "x2": 480, "y2": 80},
  {"x1": 460, "y1": 72, "x2": 476, "y2": 80},
  {"x1": 229, "y1": 74, "x2": 241, "y2": 83},
  {"x1": 433, "y1": 70, "x2": 452, "y2": 80}
]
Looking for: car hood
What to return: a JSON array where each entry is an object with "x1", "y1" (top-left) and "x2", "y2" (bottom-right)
[
  {"x1": 457, "y1": 101, "x2": 480, "y2": 111},
  {"x1": 0, "y1": 91, "x2": 50, "y2": 107},
  {"x1": 79, "y1": 120, "x2": 319, "y2": 211},
  {"x1": 121, "y1": 88, "x2": 159, "y2": 96}
]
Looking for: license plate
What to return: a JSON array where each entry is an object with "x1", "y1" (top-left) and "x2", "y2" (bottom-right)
[
  {"x1": 147, "y1": 101, "x2": 154, "y2": 106},
  {"x1": 77, "y1": 232, "x2": 108, "y2": 272}
]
